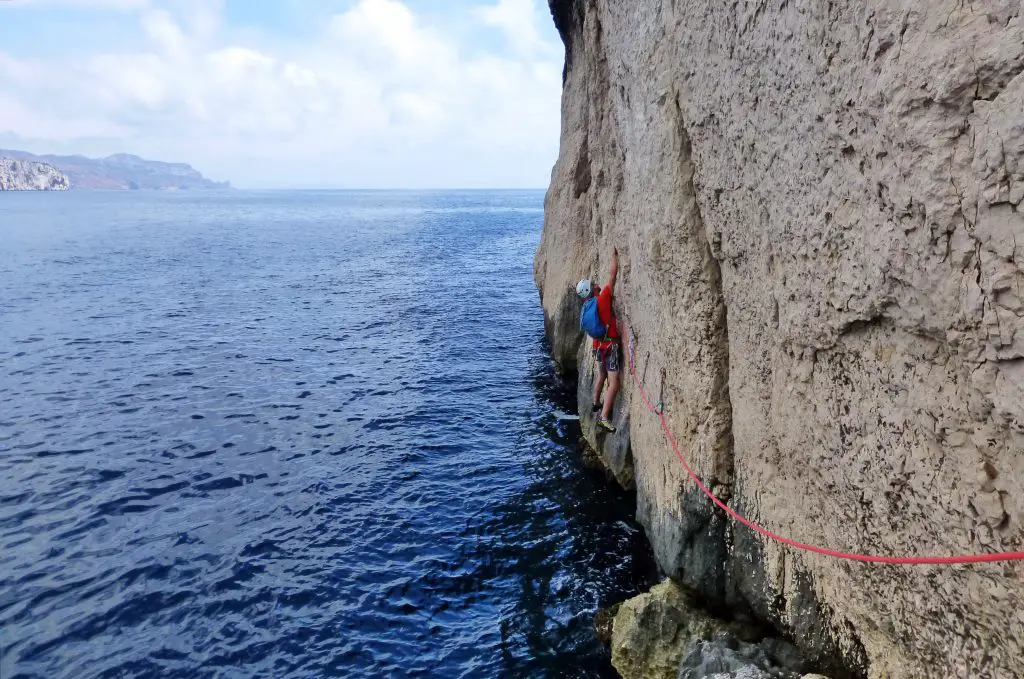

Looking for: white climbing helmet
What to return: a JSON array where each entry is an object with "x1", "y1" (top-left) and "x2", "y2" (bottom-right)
[{"x1": 575, "y1": 279, "x2": 593, "y2": 299}]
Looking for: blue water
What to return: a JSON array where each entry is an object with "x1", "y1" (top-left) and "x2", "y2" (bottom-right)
[{"x1": 0, "y1": 191, "x2": 655, "y2": 678}]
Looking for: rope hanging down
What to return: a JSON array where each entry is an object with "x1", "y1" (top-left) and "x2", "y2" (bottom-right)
[{"x1": 625, "y1": 326, "x2": 1024, "y2": 565}]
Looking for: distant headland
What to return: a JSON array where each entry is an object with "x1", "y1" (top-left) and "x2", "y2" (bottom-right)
[
  {"x1": 0, "y1": 157, "x2": 70, "y2": 191},
  {"x1": 0, "y1": 150, "x2": 230, "y2": 191}
]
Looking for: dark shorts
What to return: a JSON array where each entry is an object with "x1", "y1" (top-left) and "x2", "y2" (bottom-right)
[{"x1": 594, "y1": 342, "x2": 621, "y2": 373}]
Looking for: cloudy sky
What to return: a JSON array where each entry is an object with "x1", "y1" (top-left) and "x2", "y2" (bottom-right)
[{"x1": 0, "y1": 0, "x2": 564, "y2": 188}]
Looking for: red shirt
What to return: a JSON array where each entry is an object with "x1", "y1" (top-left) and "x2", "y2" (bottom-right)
[{"x1": 592, "y1": 285, "x2": 619, "y2": 348}]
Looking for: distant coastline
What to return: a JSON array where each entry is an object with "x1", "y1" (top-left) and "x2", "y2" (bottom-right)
[{"x1": 0, "y1": 150, "x2": 230, "y2": 190}]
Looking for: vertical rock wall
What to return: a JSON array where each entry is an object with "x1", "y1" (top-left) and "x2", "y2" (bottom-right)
[{"x1": 535, "y1": 1, "x2": 1024, "y2": 677}]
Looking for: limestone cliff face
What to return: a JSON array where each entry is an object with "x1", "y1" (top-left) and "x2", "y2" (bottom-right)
[
  {"x1": 0, "y1": 158, "x2": 69, "y2": 191},
  {"x1": 535, "y1": 1, "x2": 1024, "y2": 677}
]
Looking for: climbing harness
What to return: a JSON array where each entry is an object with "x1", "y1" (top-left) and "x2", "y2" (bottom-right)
[{"x1": 626, "y1": 326, "x2": 1024, "y2": 565}]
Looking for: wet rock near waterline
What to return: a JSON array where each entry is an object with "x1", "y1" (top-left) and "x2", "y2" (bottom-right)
[{"x1": 595, "y1": 601, "x2": 621, "y2": 646}]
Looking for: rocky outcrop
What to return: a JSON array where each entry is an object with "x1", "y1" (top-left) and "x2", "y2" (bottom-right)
[
  {"x1": 677, "y1": 636, "x2": 811, "y2": 679},
  {"x1": 610, "y1": 580, "x2": 755, "y2": 679},
  {"x1": 608, "y1": 579, "x2": 829, "y2": 679},
  {"x1": 0, "y1": 158, "x2": 69, "y2": 191},
  {"x1": 536, "y1": 1, "x2": 1024, "y2": 678},
  {"x1": 0, "y1": 150, "x2": 229, "y2": 190}
]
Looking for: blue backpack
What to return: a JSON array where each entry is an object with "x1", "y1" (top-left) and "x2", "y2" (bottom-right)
[{"x1": 580, "y1": 297, "x2": 607, "y2": 340}]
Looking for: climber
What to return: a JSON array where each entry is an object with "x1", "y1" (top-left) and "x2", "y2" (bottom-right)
[{"x1": 576, "y1": 246, "x2": 621, "y2": 433}]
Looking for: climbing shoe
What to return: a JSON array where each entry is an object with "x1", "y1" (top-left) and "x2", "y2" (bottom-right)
[
  {"x1": 597, "y1": 418, "x2": 617, "y2": 434},
  {"x1": 591, "y1": 401, "x2": 602, "y2": 413}
]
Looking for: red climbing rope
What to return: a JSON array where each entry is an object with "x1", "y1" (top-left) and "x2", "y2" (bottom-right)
[{"x1": 625, "y1": 328, "x2": 1024, "y2": 565}]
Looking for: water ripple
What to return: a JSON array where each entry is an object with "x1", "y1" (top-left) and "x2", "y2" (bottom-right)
[{"x1": 0, "y1": 190, "x2": 656, "y2": 678}]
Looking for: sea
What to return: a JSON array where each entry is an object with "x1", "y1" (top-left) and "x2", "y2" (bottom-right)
[{"x1": 0, "y1": 190, "x2": 656, "y2": 678}]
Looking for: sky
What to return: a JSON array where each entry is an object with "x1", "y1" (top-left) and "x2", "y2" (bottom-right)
[{"x1": 0, "y1": 0, "x2": 565, "y2": 188}]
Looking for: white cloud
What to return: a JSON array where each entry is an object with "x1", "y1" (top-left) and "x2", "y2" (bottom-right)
[
  {"x1": 473, "y1": 0, "x2": 550, "y2": 56},
  {"x1": 330, "y1": 0, "x2": 449, "y2": 69},
  {"x1": 0, "y1": 0, "x2": 563, "y2": 188}
]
